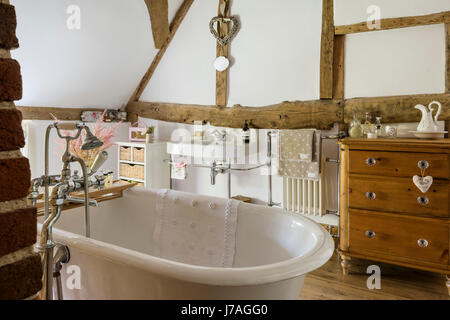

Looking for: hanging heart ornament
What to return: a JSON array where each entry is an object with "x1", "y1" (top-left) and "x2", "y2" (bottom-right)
[
  {"x1": 413, "y1": 175, "x2": 433, "y2": 193},
  {"x1": 209, "y1": 16, "x2": 240, "y2": 46}
]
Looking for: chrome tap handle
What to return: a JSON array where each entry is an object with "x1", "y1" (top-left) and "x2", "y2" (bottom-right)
[{"x1": 66, "y1": 196, "x2": 98, "y2": 207}]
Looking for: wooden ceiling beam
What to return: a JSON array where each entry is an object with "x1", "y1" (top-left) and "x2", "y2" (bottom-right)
[
  {"x1": 144, "y1": 0, "x2": 169, "y2": 49},
  {"x1": 343, "y1": 93, "x2": 450, "y2": 124},
  {"x1": 16, "y1": 106, "x2": 104, "y2": 121},
  {"x1": 128, "y1": 92, "x2": 449, "y2": 129},
  {"x1": 127, "y1": 0, "x2": 194, "y2": 105},
  {"x1": 335, "y1": 11, "x2": 450, "y2": 35},
  {"x1": 127, "y1": 99, "x2": 344, "y2": 130}
]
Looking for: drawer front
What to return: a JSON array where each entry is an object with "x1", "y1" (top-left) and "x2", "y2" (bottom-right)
[
  {"x1": 349, "y1": 150, "x2": 448, "y2": 179},
  {"x1": 349, "y1": 210, "x2": 449, "y2": 265},
  {"x1": 349, "y1": 175, "x2": 449, "y2": 217}
]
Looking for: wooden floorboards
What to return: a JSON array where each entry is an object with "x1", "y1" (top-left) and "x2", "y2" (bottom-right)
[{"x1": 299, "y1": 250, "x2": 449, "y2": 300}]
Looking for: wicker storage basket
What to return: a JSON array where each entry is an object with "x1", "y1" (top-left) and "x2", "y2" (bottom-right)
[
  {"x1": 120, "y1": 146, "x2": 131, "y2": 161},
  {"x1": 120, "y1": 163, "x2": 130, "y2": 177},
  {"x1": 133, "y1": 147, "x2": 145, "y2": 163}
]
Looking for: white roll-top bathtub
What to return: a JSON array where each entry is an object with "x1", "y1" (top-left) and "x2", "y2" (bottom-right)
[{"x1": 38, "y1": 188, "x2": 334, "y2": 299}]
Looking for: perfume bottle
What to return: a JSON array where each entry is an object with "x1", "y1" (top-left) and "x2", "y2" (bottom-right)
[
  {"x1": 375, "y1": 117, "x2": 382, "y2": 137},
  {"x1": 363, "y1": 112, "x2": 373, "y2": 138},
  {"x1": 348, "y1": 114, "x2": 363, "y2": 138}
]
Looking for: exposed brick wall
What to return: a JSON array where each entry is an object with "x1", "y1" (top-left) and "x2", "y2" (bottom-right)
[
  {"x1": 0, "y1": 207, "x2": 37, "y2": 256},
  {"x1": 0, "y1": 253, "x2": 42, "y2": 299},
  {"x1": 0, "y1": 58, "x2": 22, "y2": 101},
  {"x1": 0, "y1": 108, "x2": 25, "y2": 151},
  {"x1": 0, "y1": 3, "x2": 19, "y2": 49},
  {"x1": 0, "y1": 157, "x2": 31, "y2": 201},
  {"x1": 0, "y1": 2, "x2": 42, "y2": 300}
]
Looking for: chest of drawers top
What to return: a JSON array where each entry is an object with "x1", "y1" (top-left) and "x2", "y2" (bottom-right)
[{"x1": 339, "y1": 138, "x2": 450, "y2": 179}]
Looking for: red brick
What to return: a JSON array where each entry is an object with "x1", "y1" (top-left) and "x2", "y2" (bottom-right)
[
  {"x1": 0, "y1": 207, "x2": 37, "y2": 256},
  {"x1": 0, "y1": 3, "x2": 19, "y2": 50},
  {"x1": 0, "y1": 59, "x2": 22, "y2": 101},
  {"x1": 0, "y1": 253, "x2": 42, "y2": 299},
  {"x1": 0, "y1": 157, "x2": 30, "y2": 202},
  {"x1": 0, "y1": 108, "x2": 25, "y2": 151}
]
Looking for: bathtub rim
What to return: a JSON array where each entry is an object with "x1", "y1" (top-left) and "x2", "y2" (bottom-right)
[{"x1": 38, "y1": 211, "x2": 334, "y2": 287}]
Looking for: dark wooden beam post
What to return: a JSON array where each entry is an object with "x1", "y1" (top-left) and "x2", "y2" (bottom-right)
[
  {"x1": 127, "y1": 0, "x2": 194, "y2": 105},
  {"x1": 144, "y1": 0, "x2": 169, "y2": 49},
  {"x1": 215, "y1": 0, "x2": 230, "y2": 107},
  {"x1": 333, "y1": 35, "x2": 345, "y2": 100},
  {"x1": 446, "y1": 22, "x2": 449, "y2": 93},
  {"x1": 320, "y1": 0, "x2": 334, "y2": 99}
]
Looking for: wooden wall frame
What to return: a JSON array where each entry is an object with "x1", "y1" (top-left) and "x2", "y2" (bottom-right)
[
  {"x1": 14, "y1": 2, "x2": 449, "y2": 129},
  {"x1": 124, "y1": 2, "x2": 450, "y2": 129}
]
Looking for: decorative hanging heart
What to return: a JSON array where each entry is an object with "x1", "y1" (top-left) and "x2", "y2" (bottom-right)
[
  {"x1": 209, "y1": 16, "x2": 240, "y2": 46},
  {"x1": 412, "y1": 175, "x2": 433, "y2": 193}
]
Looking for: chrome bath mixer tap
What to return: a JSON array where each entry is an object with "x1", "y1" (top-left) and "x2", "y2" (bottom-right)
[{"x1": 30, "y1": 122, "x2": 110, "y2": 300}]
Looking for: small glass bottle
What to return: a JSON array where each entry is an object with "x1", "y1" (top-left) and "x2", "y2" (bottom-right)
[
  {"x1": 375, "y1": 117, "x2": 382, "y2": 137},
  {"x1": 349, "y1": 114, "x2": 363, "y2": 138},
  {"x1": 363, "y1": 112, "x2": 372, "y2": 138}
]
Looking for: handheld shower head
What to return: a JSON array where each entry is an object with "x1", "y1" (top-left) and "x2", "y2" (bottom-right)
[
  {"x1": 82, "y1": 127, "x2": 103, "y2": 150},
  {"x1": 89, "y1": 151, "x2": 108, "y2": 175}
]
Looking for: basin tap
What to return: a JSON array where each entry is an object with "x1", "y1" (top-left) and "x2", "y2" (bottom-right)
[
  {"x1": 210, "y1": 129, "x2": 227, "y2": 143},
  {"x1": 210, "y1": 161, "x2": 225, "y2": 185}
]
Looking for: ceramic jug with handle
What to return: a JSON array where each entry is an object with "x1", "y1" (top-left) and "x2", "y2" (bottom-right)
[{"x1": 415, "y1": 101, "x2": 441, "y2": 132}]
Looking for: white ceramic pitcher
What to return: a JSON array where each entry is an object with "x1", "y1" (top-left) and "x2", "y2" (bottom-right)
[{"x1": 415, "y1": 101, "x2": 441, "y2": 132}]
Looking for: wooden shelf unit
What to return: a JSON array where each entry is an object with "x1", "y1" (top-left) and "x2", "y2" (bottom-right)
[{"x1": 117, "y1": 141, "x2": 170, "y2": 189}]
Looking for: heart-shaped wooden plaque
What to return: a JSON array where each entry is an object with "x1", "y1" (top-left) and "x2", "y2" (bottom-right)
[{"x1": 209, "y1": 16, "x2": 240, "y2": 46}]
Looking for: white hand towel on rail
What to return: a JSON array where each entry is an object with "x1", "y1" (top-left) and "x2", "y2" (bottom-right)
[{"x1": 153, "y1": 189, "x2": 239, "y2": 267}]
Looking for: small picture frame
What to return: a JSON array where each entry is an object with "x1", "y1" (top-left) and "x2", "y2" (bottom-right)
[{"x1": 129, "y1": 127, "x2": 147, "y2": 142}]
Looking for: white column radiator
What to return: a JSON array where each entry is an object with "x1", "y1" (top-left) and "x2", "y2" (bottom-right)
[{"x1": 282, "y1": 177, "x2": 323, "y2": 216}]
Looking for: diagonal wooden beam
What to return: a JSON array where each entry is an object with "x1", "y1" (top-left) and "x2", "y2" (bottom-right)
[
  {"x1": 144, "y1": 0, "x2": 169, "y2": 49},
  {"x1": 127, "y1": 0, "x2": 194, "y2": 105},
  {"x1": 319, "y1": 0, "x2": 334, "y2": 99},
  {"x1": 335, "y1": 11, "x2": 450, "y2": 35}
]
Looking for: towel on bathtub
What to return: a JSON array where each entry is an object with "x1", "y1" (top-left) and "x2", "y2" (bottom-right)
[
  {"x1": 278, "y1": 130, "x2": 321, "y2": 180},
  {"x1": 153, "y1": 189, "x2": 239, "y2": 268}
]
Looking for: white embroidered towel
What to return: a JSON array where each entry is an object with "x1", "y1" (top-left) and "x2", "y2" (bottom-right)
[{"x1": 153, "y1": 190, "x2": 239, "y2": 267}]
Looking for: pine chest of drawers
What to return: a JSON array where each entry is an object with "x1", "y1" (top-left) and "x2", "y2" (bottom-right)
[{"x1": 338, "y1": 138, "x2": 450, "y2": 295}]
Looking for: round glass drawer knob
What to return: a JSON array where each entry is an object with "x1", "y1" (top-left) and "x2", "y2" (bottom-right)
[
  {"x1": 365, "y1": 191, "x2": 376, "y2": 200},
  {"x1": 417, "y1": 239, "x2": 428, "y2": 248},
  {"x1": 365, "y1": 230, "x2": 376, "y2": 239},
  {"x1": 365, "y1": 158, "x2": 376, "y2": 166},
  {"x1": 417, "y1": 160, "x2": 429, "y2": 170},
  {"x1": 417, "y1": 196, "x2": 429, "y2": 205}
]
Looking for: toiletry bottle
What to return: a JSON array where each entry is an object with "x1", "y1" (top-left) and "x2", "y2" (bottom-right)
[
  {"x1": 242, "y1": 120, "x2": 250, "y2": 144},
  {"x1": 349, "y1": 114, "x2": 363, "y2": 138},
  {"x1": 363, "y1": 112, "x2": 372, "y2": 138},
  {"x1": 375, "y1": 117, "x2": 382, "y2": 137}
]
